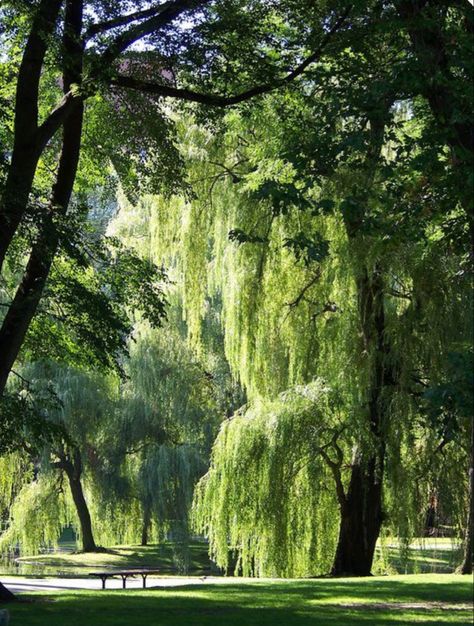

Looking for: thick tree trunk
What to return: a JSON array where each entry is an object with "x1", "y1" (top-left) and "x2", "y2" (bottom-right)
[
  {"x1": 331, "y1": 457, "x2": 384, "y2": 576},
  {"x1": 0, "y1": 0, "x2": 63, "y2": 273},
  {"x1": 329, "y1": 268, "x2": 390, "y2": 576},
  {"x1": 460, "y1": 421, "x2": 473, "y2": 574},
  {"x1": 61, "y1": 450, "x2": 97, "y2": 553},
  {"x1": 329, "y1": 226, "x2": 392, "y2": 577},
  {"x1": 0, "y1": 0, "x2": 84, "y2": 397},
  {"x1": 65, "y1": 474, "x2": 97, "y2": 552},
  {"x1": 0, "y1": 233, "x2": 57, "y2": 395},
  {"x1": 141, "y1": 504, "x2": 152, "y2": 546},
  {"x1": 328, "y1": 108, "x2": 394, "y2": 576}
]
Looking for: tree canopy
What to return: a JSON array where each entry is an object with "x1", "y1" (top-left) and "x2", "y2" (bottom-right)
[{"x1": 0, "y1": 0, "x2": 472, "y2": 603}]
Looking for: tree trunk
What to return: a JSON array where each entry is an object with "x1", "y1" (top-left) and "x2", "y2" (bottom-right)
[
  {"x1": 329, "y1": 267, "x2": 390, "y2": 576},
  {"x1": 0, "y1": 581, "x2": 15, "y2": 604},
  {"x1": 141, "y1": 504, "x2": 152, "y2": 546},
  {"x1": 328, "y1": 109, "x2": 394, "y2": 576},
  {"x1": 331, "y1": 457, "x2": 384, "y2": 576},
  {"x1": 329, "y1": 112, "x2": 392, "y2": 576},
  {"x1": 0, "y1": 0, "x2": 84, "y2": 397},
  {"x1": 460, "y1": 420, "x2": 473, "y2": 574},
  {"x1": 66, "y1": 473, "x2": 97, "y2": 553},
  {"x1": 61, "y1": 451, "x2": 97, "y2": 553},
  {"x1": 0, "y1": 0, "x2": 63, "y2": 274}
]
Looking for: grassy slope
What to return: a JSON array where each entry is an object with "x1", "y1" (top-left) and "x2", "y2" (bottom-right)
[
  {"x1": 14, "y1": 543, "x2": 213, "y2": 576},
  {"x1": 8, "y1": 574, "x2": 473, "y2": 626},
  {"x1": 14, "y1": 539, "x2": 463, "y2": 576},
  {"x1": 373, "y1": 540, "x2": 463, "y2": 575}
]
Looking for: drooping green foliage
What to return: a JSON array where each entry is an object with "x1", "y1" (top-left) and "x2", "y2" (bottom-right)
[
  {"x1": 0, "y1": 0, "x2": 472, "y2": 584},
  {"x1": 118, "y1": 65, "x2": 472, "y2": 574},
  {"x1": 0, "y1": 318, "x2": 228, "y2": 561},
  {"x1": 194, "y1": 380, "x2": 342, "y2": 576}
]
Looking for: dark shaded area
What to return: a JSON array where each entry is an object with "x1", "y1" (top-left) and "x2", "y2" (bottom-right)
[{"x1": 8, "y1": 578, "x2": 473, "y2": 626}]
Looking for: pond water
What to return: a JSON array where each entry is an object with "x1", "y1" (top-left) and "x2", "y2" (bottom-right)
[{"x1": 0, "y1": 540, "x2": 84, "y2": 578}]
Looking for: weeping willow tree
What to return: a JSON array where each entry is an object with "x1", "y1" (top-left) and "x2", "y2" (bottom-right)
[
  {"x1": 194, "y1": 380, "x2": 344, "y2": 576},
  {"x1": 0, "y1": 316, "x2": 229, "y2": 562},
  {"x1": 0, "y1": 363, "x2": 118, "y2": 554},
  {"x1": 106, "y1": 185, "x2": 243, "y2": 565},
  {"x1": 110, "y1": 48, "x2": 472, "y2": 576},
  {"x1": 90, "y1": 320, "x2": 223, "y2": 567}
]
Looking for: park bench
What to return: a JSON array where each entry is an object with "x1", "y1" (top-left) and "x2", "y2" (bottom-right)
[{"x1": 89, "y1": 568, "x2": 160, "y2": 590}]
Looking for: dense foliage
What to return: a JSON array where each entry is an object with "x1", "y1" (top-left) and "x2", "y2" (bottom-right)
[{"x1": 0, "y1": 0, "x2": 472, "y2": 600}]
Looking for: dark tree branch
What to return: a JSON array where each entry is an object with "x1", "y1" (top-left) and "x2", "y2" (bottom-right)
[
  {"x1": 286, "y1": 270, "x2": 322, "y2": 309},
  {"x1": 109, "y1": 5, "x2": 353, "y2": 106},
  {"x1": 386, "y1": 288, "x2": 412, "y2": 301},
  {"x1": 85, "y1": 2, "x2": 173, "y2": 39},
  {"x1": 10, "y1": 369, "x2": 31, "y2": 388},
  {"x1": 37, "y1": 91, "x2": 80, "y2": 151},
  {"x1": 14, "y1": 0, "x2": 64, "y2": 140},
  {"x1": 98, "y1": 0, "x2": 212, "y2": 67},
  {"x1": 314, "y1": 427, "x2": 347, "y2": 506}
]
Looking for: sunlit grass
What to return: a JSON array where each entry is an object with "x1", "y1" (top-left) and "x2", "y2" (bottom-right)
[
  {"x1": 12, "y1": 537, "x2": 463, "y2": 578},
  {"x1": 7, "y1": 574, "x2": 473, "y2": 626},
  {"x1": 13, "y1": 542, "x2": 213, "y2": 576}
]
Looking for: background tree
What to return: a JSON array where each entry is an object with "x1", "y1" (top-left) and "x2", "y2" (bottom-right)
[
  {"x1": 0, "y1": 0, "x2": 353, "y2": 403},
  {"x1": 136, "y1": 10, "x2": 472, "y2": 573}
]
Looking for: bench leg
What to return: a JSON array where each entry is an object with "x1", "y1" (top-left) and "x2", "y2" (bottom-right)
[
  {"x1": 101, "y1": 577, "x2": 106, "y2": 590},
  {"x1": 121, "y1": 576, "x2": 127, "y2": 589},
  {"x1": 142, "y1": 575, "x2": 147, "y2": 589}
]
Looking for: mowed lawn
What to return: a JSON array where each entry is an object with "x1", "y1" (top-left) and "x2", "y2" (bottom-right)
[
  {"x1": 13, "y1": 538, "x2": 463, "y2": 577},
  {"x1": 14, "y1": 542, "x2": 214, "y2": 576},
  {"x1": 8, "y1": 574, "x2": 473, "y2": 626}
]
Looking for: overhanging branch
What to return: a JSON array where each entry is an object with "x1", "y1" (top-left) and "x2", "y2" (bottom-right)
[
  {"x1": 85, "y1": 2, "x2": 174, "y2": 39},
  {"x1": 99, "y1": 0, "x2": 212, "y2": 66},
  {"x1": 109, "y1": 5, "x2": 353, "y2": 106}
]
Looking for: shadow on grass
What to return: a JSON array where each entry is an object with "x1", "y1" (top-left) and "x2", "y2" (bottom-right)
[
  {"x1": 11, "y1": 542, "x2": 215, "y2": 577},
  {"x1": 375, "y1": 546, "x2": 463, "y2": 574},
  {"x1": 8, "y1": 577, "x2": 473, "y2": 626}
]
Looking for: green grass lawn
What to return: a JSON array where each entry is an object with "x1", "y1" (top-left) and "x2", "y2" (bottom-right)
[
  {"x1": 6, "y1": 574, "x2": 473, "y2": 626},
  {"x1": 12, "y1": 542, "x2": 214, "y2": 577},
  {"x1": 11, "y1": 537, "x2": 463, "y2": 578},
  {"x1": 374, "y1": 538, "x2": 463, "y2": 575}
]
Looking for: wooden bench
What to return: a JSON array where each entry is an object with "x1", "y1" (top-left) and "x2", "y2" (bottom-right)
[{"x1": 89, "y1": 568, "x2": 160, "y2": 589}]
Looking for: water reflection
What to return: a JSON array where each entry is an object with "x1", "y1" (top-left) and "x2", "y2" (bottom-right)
[{"x1": 0, "y1": 540, "x2": 84, "y2": 578}]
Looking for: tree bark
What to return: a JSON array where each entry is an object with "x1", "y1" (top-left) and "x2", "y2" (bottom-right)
[
  {"x1": 141, "y1": 503, "x2": 152, "y2": 546},
  {"x1": 329, "y1": 111, "x2": 393, "y2": 576},
  {"x1": 0, "y1": 0, "x2": 63, "y2": 273},
  {"x1": 60, "y1": 450, "x2": 97, "y2": 552},
  {"x1": 0, "y1": 0, "x2": 84, "y2": 397},
  {"x1": 330, "y1": 267, "x2": 390, "y2": 576},
  {"x1": 460, "y1": 419, "x2": 473, "y2": 574},
  {"x1": 331, "y1": 457, "x2": 384, "y2": 576}
]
